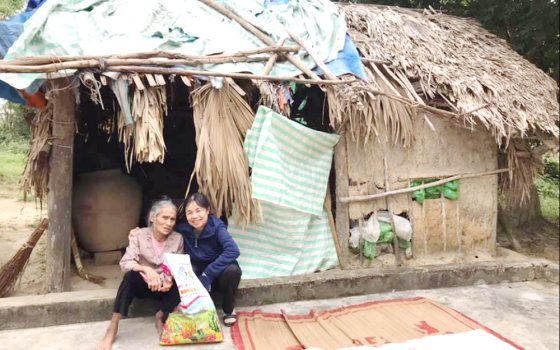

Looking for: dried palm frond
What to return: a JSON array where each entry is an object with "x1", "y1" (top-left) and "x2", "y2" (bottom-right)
[
  {"x1": 118, "y1": 84, "x2": 167, "y2": 171},
  {"x1": 189, "y1": 80, "x2": 258, "y2": 228},
  {"x1": 327, "y1": 68, "x2": 416, "y2": 146},
  {"x1": 500, "y1": 139, "x2": 544, "y2": 208},
  {"x1": 22, "y1": 101, "x2": 53, "y2": 205},
  {"x1": 342, "y1": 4, "x2": 559, "y2": 141}
]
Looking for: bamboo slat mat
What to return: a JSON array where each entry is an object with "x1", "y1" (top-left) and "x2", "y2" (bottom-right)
[{"x1": 232, "y1": 297, "x2": 524, "y2": 350}]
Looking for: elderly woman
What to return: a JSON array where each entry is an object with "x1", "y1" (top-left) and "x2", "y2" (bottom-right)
[
  {"x1": 96, "y1": 198, "x2": 184, "y2": 350},
  {"x1": 178, "y1": 193, "x2": 242, "y2": 327}
]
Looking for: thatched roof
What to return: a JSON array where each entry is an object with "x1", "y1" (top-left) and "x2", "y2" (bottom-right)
[{"x1": 342, "y1": 4, "x2": 560, "y2": 140}]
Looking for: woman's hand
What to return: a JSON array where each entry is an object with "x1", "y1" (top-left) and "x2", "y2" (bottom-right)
[
  {"x1": 140, "y1": 266, "x2": 161, "y2": 292},
  {"x1": 128, "y1": 227, "x2": 141, "y2": 241},
  {"x1": 159, "y1": 275, "x2": 174, "y2": 293}
]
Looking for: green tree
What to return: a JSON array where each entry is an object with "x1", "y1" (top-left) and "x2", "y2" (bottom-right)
[
  {"x1": 341, "y1": 0, "x2": 560, "y2": 83},
  {"x1": 0, "y1": 0, "x2": 26, "y2": 20}
]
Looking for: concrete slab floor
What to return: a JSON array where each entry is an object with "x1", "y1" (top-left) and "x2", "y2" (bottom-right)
[{"x1": 0, "y1": 281, "x2": 557, "y2": 350}]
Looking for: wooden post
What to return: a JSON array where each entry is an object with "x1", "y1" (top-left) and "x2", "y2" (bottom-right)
[
  {"x1": 46, "y1": 79, "x2": 75, "y2": 293},
  {"x1": 334, "y1": 129, "x2": 350, "y2": 269}
]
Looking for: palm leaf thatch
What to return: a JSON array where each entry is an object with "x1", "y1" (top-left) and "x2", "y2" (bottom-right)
[
  {"x1": 22, "y1": 101, "x2": 53, "y2": 205},
  {"x1": 118, "y1": 85, "x2": 167, "y2": 171},
  {"x1": 327, "y1": 66, "x2": 416, "y2": 146},
  {"x1": 189, "y1": 80, "x2": 258, "y2": 228},
  {"x1": 343, "y1": 4, "x2": 559, "y2": 141}
]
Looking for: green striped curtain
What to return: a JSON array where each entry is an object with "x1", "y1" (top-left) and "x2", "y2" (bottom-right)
[{"x1": 230, "y1": 107, "x2": 340, "y2": 279}]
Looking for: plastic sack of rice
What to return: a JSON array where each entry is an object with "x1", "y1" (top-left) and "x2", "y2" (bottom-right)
[{"x1": 160, "y1": 253, "x2": 223, "y2": 346}]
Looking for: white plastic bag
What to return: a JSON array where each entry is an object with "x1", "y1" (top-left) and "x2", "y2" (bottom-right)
[
  {"x1": 163, "y1": 253, "x2": 215, "y2": 315},
  {"x1": 350, "y1": 216, "x2": 381, "y2": 249},
  {"x1": 377, "y1": 212, "x2": 413, "y2": 242}
]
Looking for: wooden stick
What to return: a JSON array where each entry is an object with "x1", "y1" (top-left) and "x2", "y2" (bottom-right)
[
  {"x1": 325, "y1": 187, "x2": 345, "y2": 270},
  {"x1": 361, "y1": 58, "x2": 392, "y2": 65},
  {"x1": 340, "y1": 168, "x2": 511, "y2": 204},
  {"x1": 284, "y1": 27, "x2": 338, "y2": 81},
  {"x1": 0, "y1": 56, "x2": 280, "y2": 73},
  {"x1": 383, "y1": 155, "x2": 402, "y2": 266},
  {"x1": 441, "y1": 185, "x2": 447, "y2": 252},
  {"x1": 0, "y1": 46, "x2": 300, "y2": 66},
  {"x1": 408, "y1": 178, "x2": 416, "y2": 259},
  {"x1": 261, "y1": 38, "x2": 286, "y2": 76},
  {"x1": 196, "y1": 0, "x2": 322, "y2": 81},
  {"x1": 105, "y1": 66, "x2": 354, "y2": 86}
]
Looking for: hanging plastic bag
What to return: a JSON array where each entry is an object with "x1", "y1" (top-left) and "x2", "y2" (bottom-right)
[
  {"x1": 378, "y1": 222, "x2": 395, "y2": 244},
  {"x1": 444, "y1": 180, "x2": 461, "y2": 200},
  {"x1": 411, "y1": 180, "x2": 427, "y2": 204},
  {"x1": 363, "y1": 241, "x2": 377, "y2": 260},
  {"x1": 377, "y1": 212, "x2": 413, "y2": 242},
  {"x1": 160, "y1": 254, "x2": 223, "y2": 346}
]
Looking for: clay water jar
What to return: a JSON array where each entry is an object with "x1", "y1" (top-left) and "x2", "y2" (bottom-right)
[{"x1": 73, "y1": 169, "x2": 142, "y2": 253}]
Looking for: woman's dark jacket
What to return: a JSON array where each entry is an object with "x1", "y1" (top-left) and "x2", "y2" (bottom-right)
[{"x1": 177, "y1": 215, "x2": 240, "y2": 283}]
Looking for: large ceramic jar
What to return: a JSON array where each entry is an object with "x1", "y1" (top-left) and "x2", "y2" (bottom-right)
[{"x1": 73, "y1": 169, "x2": 142, "y2": 253}]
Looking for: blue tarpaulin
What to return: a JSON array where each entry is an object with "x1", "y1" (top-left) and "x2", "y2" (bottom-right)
[{"x1": 0, "y1": 0, "x2": 48, "y2": 104}]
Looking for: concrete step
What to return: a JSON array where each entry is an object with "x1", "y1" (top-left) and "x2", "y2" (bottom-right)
[{"x1": 0, "y1": 260, "x2": 557, "y2": 331}]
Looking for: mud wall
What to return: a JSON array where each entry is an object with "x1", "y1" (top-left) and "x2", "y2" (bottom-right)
[{"x1": 343, "y1": 114, "x2": 498, "y2": 266}]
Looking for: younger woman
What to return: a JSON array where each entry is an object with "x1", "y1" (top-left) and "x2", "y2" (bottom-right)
[{"x1": 178, "y1": 193, "x2": 242, "y2": 327}]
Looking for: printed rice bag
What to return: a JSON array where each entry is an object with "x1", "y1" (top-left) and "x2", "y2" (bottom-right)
[
  {"x1": 160, "y1": 253, "x2": 223, "y2": 346},
  {"x1": 160, "y1": 309, "x2": 223, "y2": 346}
]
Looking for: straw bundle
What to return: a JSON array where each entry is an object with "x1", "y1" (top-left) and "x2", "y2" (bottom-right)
[
  {"x1": 118, "y1": 85, "x2": 167, "y2": 171},
  {"x1": 22, "y1": 101, "x2": 53, "y2": 204},
  {"x1": 0, "y1": 219, "x2": 48, "y2": 298},
  {"x1": 343, "y1": 4, "x2": 559, "y2": 141},
  {"x1": 256, "y1": 81, "x2": 291, "y2": 117},
  {"x1": 189, "y1": 80, "x2": 258, "y2": 227},
  {"x1": 500, "y1": 139, "x2": 544, "y2": 207}
]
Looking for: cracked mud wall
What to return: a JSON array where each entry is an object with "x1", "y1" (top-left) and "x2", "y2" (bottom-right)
[{"x1": 344, "y1": 114, "x2": 498, "y2": 261}]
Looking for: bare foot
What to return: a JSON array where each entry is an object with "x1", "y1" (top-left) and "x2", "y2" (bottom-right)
[
  {"x1": 96, "y1": 327, "x2": 117, "y2": 350},
  {"x1": 97, "y1": 313, "x2": 120, "y2": 350},
  {"x1": 155, "y1": 311, "x2": 164, "y2": 335}
]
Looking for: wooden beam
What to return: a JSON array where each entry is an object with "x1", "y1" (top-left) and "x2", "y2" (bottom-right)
[
  {"x1": 0, "y1": 46, "x2": 300, "y2": 66},
  {"x1": 105, "y1": 66, "x2": 354, "y2": 86},
  {"x1": 46, "y1": 79, "x2": 75, "y2": 293},
  {"x1": 334, "y1": 129, "x2": 350, "y2": 269}
]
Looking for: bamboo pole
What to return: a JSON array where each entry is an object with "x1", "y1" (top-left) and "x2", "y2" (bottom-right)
[
  {"x1": 261, "y1": 38, "x2": 286, "y2": 76},
  {"x1": 0, "y1": 56, "x2": 283, "y2": 74},
  {"x1": 325, "y1": 187, "x2": 345, "y2": 270},
  {"x1": 0, "y1": 46, "x2": 300, "y2": 66},
  {"x1": 340, "y1": 168, "x2": 511, "y2": 204},
  {"x1": 105, "y1": 66, "x2": 353, "y2": 86},
  {"x1": 284, "y1": 27, "x2": 338, "y2": 81},
  {"x1": 383, "y1": 155, "x2": 402, "y2": 266},
  {"x1": 196, "y1": 0, "x2": 322, "y2": 81}
]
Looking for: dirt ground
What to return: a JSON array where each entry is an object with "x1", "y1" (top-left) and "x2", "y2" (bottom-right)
[{"x1": 0, "y1": 185, "x2": 558, "y2": 297}]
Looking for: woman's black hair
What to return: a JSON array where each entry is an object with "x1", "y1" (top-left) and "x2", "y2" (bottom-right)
[{"x1": 184, "y1": 193, "x2": 212, "y2": 211}]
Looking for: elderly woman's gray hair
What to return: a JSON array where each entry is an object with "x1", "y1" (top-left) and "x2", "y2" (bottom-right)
[{"x1": 147, "y1": 198, "x2": 177, "y2": 228}]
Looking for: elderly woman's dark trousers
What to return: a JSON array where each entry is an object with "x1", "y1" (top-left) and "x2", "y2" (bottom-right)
[{"x1": 113, "y1": 271, "x2": 179, "y2": 319}]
